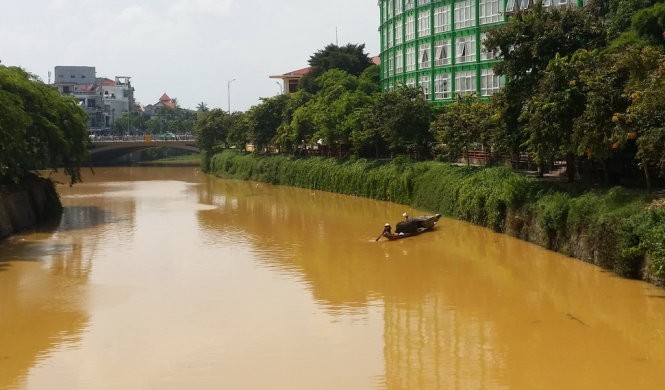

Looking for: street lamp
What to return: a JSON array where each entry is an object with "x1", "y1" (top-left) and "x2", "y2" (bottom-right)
[
  {"x1": 275, "y1": 81, "x2": 283, "y2": 95},
  {"x1": 227, "y1": 78, "x2": 236, "y2": 113}
]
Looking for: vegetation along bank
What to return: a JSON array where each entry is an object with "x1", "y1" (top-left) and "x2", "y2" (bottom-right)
[
  {"x1": 0, "y1": 174, "x2": 62, "y2": 240},
  {"x1": 206, "y1": 150, "x2": 665, "y2": 286}
]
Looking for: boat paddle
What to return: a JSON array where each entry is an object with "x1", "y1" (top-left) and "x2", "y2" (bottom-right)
[{"x1": 375, "y1": 231, "x2": 384, "y2": 241}]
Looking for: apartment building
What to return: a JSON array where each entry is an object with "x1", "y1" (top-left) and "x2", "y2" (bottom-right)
[{"x1": 378, "y1": 0, "x2": 586, "y2": 104}]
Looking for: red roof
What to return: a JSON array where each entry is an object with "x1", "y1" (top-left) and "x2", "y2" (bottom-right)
[
  {"x1": 157, "y1": 93, "x2": 176, "y2": 109},
  {"x1": 283, "y1": 67, "x2": 312, "y2": 76},
  {"x1": 99, "y1": 78, "x2": 115, "y2": 86}
]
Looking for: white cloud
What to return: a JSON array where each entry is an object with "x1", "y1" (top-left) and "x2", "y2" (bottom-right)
[
  {"x1": 168, "y1": 0, "x2": 234, "y2": 17},
  {"x1": 118, "y1": 5, "x2": 146, "y2": 23}
]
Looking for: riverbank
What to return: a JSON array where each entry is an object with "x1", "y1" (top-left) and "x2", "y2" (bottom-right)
[
  {"x1": 205, "y1": 150, "x2": 665, "y2": 286},
  {"x1": 0, "y1": 173, "x2": 62, "y2": 240},
  {"x1": 137, "y1": 153, "x2": 202, "y2": 167}
]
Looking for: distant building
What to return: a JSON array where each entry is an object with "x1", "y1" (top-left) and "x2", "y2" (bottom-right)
[
  {"x1": 144, "y1": 93, "x2": 176, "y2": 116},
  {"x1": 270, "y1": 67, "x2": 312, "y2": 94},
  {"x1": 270, "y1": 56, "x2": 381, "y2": 94},
  {"x1": 54, "y1": 66, "x2": 135, "y2": 133}
]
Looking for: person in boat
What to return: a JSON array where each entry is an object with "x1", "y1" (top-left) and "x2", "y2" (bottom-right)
[
  {"x1": 402, "y1": 212, "x2": 409, "y2": 221},
  {"x1": 383, "y1": 223, "x2": 392, "y2": 235}
]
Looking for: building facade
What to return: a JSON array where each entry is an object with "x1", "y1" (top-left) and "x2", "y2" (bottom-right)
[
  {"x1": 54, "y1": 67, "x2": 135, "y2": 133},
  {"x1": 378, "y1": 0, "x2": 586, "y2": 105}
]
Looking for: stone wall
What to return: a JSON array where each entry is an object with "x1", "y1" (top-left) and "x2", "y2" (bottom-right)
[{"x1": 0, "y1": 174, "x2": 62, "y2": 240}]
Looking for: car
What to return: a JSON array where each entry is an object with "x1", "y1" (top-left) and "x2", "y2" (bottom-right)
[{"x1": 159, "y1": 132, "x2": 177, "y2": 141}]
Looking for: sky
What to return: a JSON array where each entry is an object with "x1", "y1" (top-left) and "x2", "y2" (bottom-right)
[{"x1": 0, "y1": 0, "x2": 380, "y2": 112}]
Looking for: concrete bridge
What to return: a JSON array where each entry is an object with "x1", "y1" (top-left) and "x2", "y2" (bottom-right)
[{"x1": 88, "y1": 136, "x2": 199, "y2": 165}]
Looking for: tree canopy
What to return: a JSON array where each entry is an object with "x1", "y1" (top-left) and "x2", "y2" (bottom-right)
[
  {"x1": 0, "y1": 65, "x2": 89, "y2": 185},
  {"x1": 299, "y1": 43, "x2": 374, "y2": 93}
]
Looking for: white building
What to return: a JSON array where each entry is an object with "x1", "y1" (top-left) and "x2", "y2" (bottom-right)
[{"x1": 54, "y1": 66, "x2": 135, "y2": 133}]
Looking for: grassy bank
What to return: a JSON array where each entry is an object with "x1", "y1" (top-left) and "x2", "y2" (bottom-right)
[
  {"x1": 206, "y1": 150, "x2": 665, "y2": 286},
  {"x1": 138, "y1": 153, "x2": 202, "y2": 166}
]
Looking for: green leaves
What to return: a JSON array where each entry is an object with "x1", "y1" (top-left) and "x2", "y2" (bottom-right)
[
  {"x1": 0, "y1": 65, "x2": 88, "y2": 184},
  {"x1": 431, "y1": 95, "x2": 495, "y2": 165}
]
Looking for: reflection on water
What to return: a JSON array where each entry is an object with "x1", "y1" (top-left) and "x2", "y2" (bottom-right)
[{"x1": 0, "y1": 167, "x2": 664, "y2": 389}]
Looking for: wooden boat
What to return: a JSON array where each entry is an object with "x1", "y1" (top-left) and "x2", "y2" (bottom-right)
[{"x1": 381, "y1": 213, "x2": 441, "y2": 241}]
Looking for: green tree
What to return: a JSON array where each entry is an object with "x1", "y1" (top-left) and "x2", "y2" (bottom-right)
[
  {"x1": 521, "y1": 53, "x2": 587, "y2": 180},
  {"x1": 0, "y1": 66, "x2": 88, "y2": 185},
  {"x1": 615, "y1": 49, "x2": 665, "y2": 192},
  {"x1": 196, "y1": 102, "x2": 210, "y2": 112},
  {"x1": 605, "y1": 0, "x2": 657, "y2": 39},
  {"x1": 573, "y1": 50, "x2": 631, "y2": 184},
  {"x1": 632, "y1": 2, "x2": 665, "y2": 47},
  {"x1": 273, "y1": 90, "x2": 313, "y2": 153},
  {"x1": 299, "y1": 43, "x2": 374, "y2": 93},
  {"x1": 226, "y1": 111, "x2": 250, "y2": 150},
  {"x1": 353, "y1": 85, "x2": 432, "y2": 159},
  {"x1": 484, "y1": 3, "x2": 607, "y2": 160},
  {"x1": 194, "y1": 108, "x2": 231, "y2": 153},
  {"x1": 431, "y1": 95, "x2": 496, "y2": 166},
  {"x1": 247, "y1": 94, "x2": 289, "y2": 152}
]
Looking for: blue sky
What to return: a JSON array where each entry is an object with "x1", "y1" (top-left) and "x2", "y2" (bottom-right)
[{"x1": 0, "y1": 0, "x2": 380, "y2": 111}]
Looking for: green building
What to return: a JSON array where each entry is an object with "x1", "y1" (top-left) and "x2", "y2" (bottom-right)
[{"x1": 378, "y1": 0, "x2": 587, "y2": 105}]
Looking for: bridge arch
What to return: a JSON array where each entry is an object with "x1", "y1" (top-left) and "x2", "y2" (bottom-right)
[{"x1": 88, "y1": 139, "x2": 200, "y2": 165}]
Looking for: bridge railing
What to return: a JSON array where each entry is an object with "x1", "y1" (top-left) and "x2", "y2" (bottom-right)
[{"x1": 90, "y1": 135, "x2": 196, "y2": 143}]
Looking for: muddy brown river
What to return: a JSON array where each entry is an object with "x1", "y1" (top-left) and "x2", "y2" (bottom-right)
[{"x1": 1, "y1": 167, "x2": 664, "y2": 389}]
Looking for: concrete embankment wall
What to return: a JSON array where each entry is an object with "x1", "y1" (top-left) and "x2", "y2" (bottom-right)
[{"x1": 0, "y1": 174, "x2": 62, "y2": 240}]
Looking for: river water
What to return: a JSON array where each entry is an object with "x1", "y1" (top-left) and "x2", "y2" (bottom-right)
[{"x1": 1, "y1": 167, "x2": 664, "y2": 389}]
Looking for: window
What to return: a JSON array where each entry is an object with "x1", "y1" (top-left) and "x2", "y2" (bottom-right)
[
  {"x1": 480, "y1": 33, "x2": 495, "y2": 60},
  {"x1": 395, "y1": 49, "x2": 403, "y2": 74},
  {"x1": 454, "y1": 0, "x2": 475, "y2": 29},
  {"x1": 387, "y1": 24, "x2": 393, "y2": 48},
  {"x1": 435, "y1": 73, "x2": 451, "y2": 99},
  {"x1": 406, "y1": 15, "x2": 415, "y2": 41},
  {"x1": 418, "y1": 11, "x2": 430, "y2": 37},
  {"x1": 434, "y1": 40, "x2": 451, "y2": 66},
  {"x1": 406, "y1": 77, "x2": 416, "y2": 88},
  {"x1": 455, "y1": 70, "x2": 476, "y2": 95},
  {"x1": 420, "y1": 75, "x2": 431, "y2": 99},
  {"x1": 406, "y1": 46, "x2": 416, "y2": 71},
  {"x1": 388, "y1": 55, "x2": 394, "y2": 77},
  {"x1": 434, "y1": 5, "x2": 451, "y2": 33},
  {"x1": 288, "y1": 80, "x2": 298, "y2": 93},
  {"x1": 395, "y1": 23, "x2": 403, "y2": 45},
  {"x1": 387, "y1": 0, "x2": 394, "y2": 18},
  {"x1": 395, "y1": 0, "x2": 403, "y2": 15},
  {"x1": 419, "y1": 0, "x2": 430, "y2": 5},
  {"x1": 480, "y1": 68, "x2": 504, "y2": 96},
  {"x1": 479, "y1": 0, "x2": 502, "y2": 25},
  {"x1": 419, "y1": 43, "x2": 431, "y2": 69},
  {"x1": 456, "y1": 35, "x2": 476, "y2": 63},
  {"x1": 406, "y1": 0, "x2": 415, "y2": 11}
]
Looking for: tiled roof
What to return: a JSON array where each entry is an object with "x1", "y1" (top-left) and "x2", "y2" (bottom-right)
[{"x1": 283, "y1": 67, "x2": 312, "y2": 76}]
